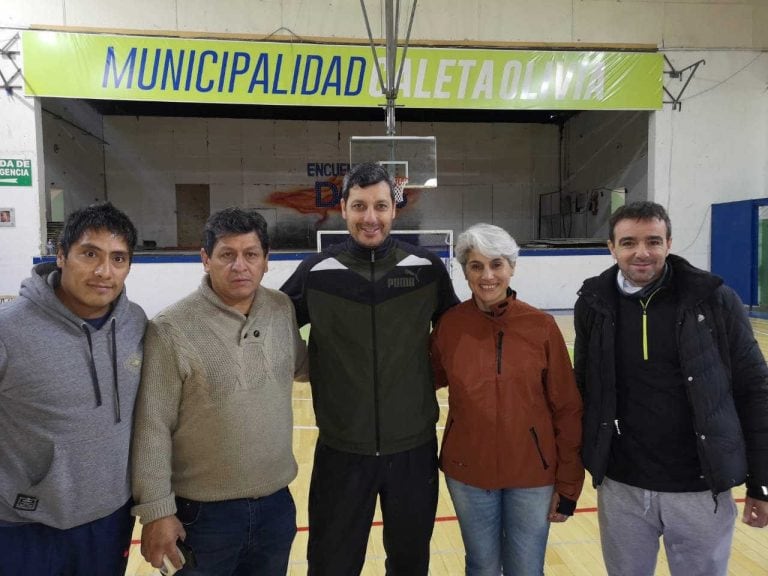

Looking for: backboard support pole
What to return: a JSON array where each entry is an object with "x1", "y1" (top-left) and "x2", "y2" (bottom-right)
[{"x1": 360, "y1": 0, "x2": 418, "y2": 135}]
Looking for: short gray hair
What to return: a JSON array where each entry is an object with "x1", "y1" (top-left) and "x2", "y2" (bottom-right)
[{"x1": 455, "y1": 223, "x2": 520, "y2": 269}]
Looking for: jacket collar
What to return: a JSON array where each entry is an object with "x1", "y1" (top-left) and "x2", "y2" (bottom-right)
[
  {"x1": 665, "y1": 253, "x2": 722, "y2": 307},
  {"x1": 473, "y1": 287, "x2": 517, "y2": 317},
  {"x1": 580, "y1": 254, "x2": 723, "y2": 311},
  {"x1": 616, "y1": 262, "x2": 671, "y2": 299},
  {"x1": 199, "y1": 274, "x2": 265, "y2": 320},
  {"x1": 345, "y1": 235, "x2": 394, "y2": 261}
]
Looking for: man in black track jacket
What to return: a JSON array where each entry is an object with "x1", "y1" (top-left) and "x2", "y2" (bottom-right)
[
  {"x1": 574, "y1": 201, "x2": 768, "y2": 576},
  {"x1": 281, "y1": 162, "x2": 458, "y2": 575}
]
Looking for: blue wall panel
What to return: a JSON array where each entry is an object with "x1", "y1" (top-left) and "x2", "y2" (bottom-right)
[{"x1": 711, "y1": 200, "x2": 755, "y2": 305}]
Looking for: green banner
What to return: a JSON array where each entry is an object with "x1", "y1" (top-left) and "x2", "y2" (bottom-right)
[
  {"x1": 0, "y1": 159, "x2": 32, "y2": 187},
  {"x1": 22, "y1": 31, "x2": 662, "y2": 110}
]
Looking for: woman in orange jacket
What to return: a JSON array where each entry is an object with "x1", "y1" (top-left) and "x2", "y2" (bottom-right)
[{"x1": 431, "y1": 223, "x2": 584, "y2": 576}]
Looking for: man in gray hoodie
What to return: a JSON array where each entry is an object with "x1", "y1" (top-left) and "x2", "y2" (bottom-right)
[{"x1": 0, "y1": 202, "x2": 147, "y2": 576}]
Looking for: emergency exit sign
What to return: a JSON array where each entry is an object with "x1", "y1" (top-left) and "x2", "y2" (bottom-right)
[{"x1": 0, "y1": 159, "x2": 32, "y2": 186}]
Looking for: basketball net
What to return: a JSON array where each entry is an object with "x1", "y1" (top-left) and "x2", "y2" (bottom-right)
[{"x1": 393, "y1": 176, "x2": 409, "y2": 204}]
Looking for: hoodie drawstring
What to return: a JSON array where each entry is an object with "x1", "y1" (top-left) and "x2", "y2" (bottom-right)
[
  {"x1": 82, "y1": 326, "x2": 103, "y2": 408},
  {"x1": 111, "y1": 319, "x2": 121, "y2": 423},
  {"x1": 82, "y1": 319, "x2": 121, "y2": 423}
]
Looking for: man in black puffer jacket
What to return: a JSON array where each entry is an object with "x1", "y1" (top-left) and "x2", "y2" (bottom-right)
[{"x1": 574, "y1": 201, "x2": 768, "y2": 576}]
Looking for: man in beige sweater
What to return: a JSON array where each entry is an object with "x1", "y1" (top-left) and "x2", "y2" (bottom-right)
[{"x1": 131, "y1": 208, "x2": 307, "y2": 575}]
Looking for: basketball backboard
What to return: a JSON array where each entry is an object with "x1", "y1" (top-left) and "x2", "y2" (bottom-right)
[{"x1": 350, "y1": 136, "x2": 437, "y2": 188}]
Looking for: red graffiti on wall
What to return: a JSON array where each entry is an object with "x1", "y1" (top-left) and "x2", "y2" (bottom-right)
[
  {"x1": 266, "y1": 176, "x2": 343, "y2": 225},
  {"x1": 267, "y1": 176, "x2": 419, "y2": 225}
]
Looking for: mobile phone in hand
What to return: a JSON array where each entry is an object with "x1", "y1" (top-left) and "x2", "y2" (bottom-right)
[
  {"x1": 159, "y1": 539, "x2": 196, "y2": 575},
  {"x1": 176, "y1": 538, "x2": 196, "y2": 568}
]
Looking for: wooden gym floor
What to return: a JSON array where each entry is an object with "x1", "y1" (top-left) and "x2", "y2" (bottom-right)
[{"x1": 125, "y1": 316, "x2": 768, "y2": 575}]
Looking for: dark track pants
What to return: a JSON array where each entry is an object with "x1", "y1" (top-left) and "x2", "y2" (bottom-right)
[
  {"x1": 307, "y1": 437, "x2": 439, "y2": 576},
  {"x1": 0, "y1": 500, "x2": 134, "y2": 576}
]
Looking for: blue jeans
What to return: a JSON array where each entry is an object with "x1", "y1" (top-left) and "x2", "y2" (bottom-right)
[
  {"x1": 177, "y1": 487, "x2": 296, "y2": 576},
  {"x1": 446, "y1": 477, "x2": 553, "y2": 576},
  {"x1": 0, "y1": 499, "x2": 134, "y2": 576}
]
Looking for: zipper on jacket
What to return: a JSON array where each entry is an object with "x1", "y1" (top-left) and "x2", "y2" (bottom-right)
[
  {"x1": 370, "y1": 249, "x2": 381, "y2": 455},
  {"x1": 529, "y1": 427, "x2": 550, "y2": 470},
  {"x1": 682, "y1": 375, "x2": 717, "y2": 502},
  {"x1": 496, "y1": 331, "x2": 504, "y2": 374},
  {"x1": 613, "y1": 419, "x2": 622, "y2": 436},
  {"x1": 639, "y1": 287, "x2": 663, "y2": 361}
]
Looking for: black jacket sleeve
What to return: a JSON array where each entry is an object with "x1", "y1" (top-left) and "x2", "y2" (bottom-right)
[
  {"x1": 430, "y1": 256, "x2": 459, "y2": 325},
  {"x1": 720, "y1": 286, "x2": 768, "y2": 501},
  {"x1": 279, "y1": 259, "x2": 311, "y2": 328},
  {"x1": 573, "y1": 294, "x2": 590, "y2": 399}
]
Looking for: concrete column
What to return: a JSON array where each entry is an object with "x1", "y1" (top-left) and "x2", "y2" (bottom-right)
[{"x1": 0, "y1": 31, "x2": 46, "y2": 294}]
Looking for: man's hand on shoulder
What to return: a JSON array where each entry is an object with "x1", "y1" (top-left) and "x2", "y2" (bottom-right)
[
  {"x1": 141, "y1": 515, "x2": 187, "y2": 568},
  {"x1": 742, "y1": 496, "x2": 768, "y2": 528}
]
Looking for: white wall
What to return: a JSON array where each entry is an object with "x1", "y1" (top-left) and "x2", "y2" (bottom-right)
[
  {"x1": 125, "y1": 252, "x2": 614, "y2": 319},
  {"x1": 42, "y1": 98, "x2": 107, "y2": 213},
  {"x1": 100, "y1": 116, "x2": 558, "y2": 249},
  {"x1": 0, "y1": 33, "x2": 45, "y2": 295},
  {"x1": 563, "y1": 110, "x2": 650, "y2": 239},
  {"x1": 649, "y1": 50, "x2": 768, "y2": 269},
  {"x1": 2, "y1": 1, "x2": 766, "y2": 49}
]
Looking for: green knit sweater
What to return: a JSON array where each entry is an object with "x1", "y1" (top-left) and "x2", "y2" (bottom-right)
[{"x1": 131, "y1": 277, "x2": 307, "y2": 524}]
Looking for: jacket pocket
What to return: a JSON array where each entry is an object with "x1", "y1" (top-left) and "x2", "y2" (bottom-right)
[
  {"x1": 9, "y1": 425, "x2": 131, "y2": 529},
  {"x1": 441, "y1": 417, "x2": 471, "y2": 469},
  {"x1": 529, "y1": 426, "x2": 550, "y2": 470}
]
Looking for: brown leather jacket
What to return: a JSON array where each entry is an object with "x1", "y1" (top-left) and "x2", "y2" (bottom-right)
[{"x1": 431, "y1": 292, "x2": 584, "y2": 510}]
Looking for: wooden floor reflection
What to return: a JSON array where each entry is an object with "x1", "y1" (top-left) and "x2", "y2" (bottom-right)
[{"x1": 126, "y1": 316, "x2": 768, "y2": 575}]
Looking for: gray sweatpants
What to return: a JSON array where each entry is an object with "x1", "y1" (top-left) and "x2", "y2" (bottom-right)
[{"x1": 597, "y1": 477, "x2": 737, "y2": 576}]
